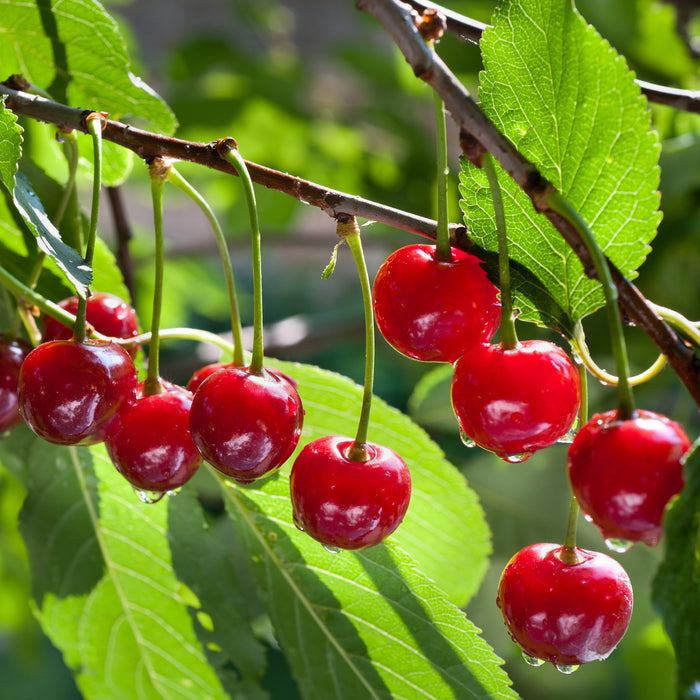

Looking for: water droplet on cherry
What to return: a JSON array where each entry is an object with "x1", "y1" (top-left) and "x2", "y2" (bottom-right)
[
  {"x1": 323, "y1": 544, "x2": 341, "y2": 554},
  {"x1": 503, "y1": 452, "x2": 533, "y2": 464},
  {"x1": 604, "y1": 537, "x2": 634, "y2": 553},
  {"x1": 459, "y1": 428, "x2": 476, "y2": 448},
  {"x1": 133, "y1": 488, "x2": 166, "y2": 504},
  {"x1": 554, "y1": 663, "x2": 579, "y2": 675},
  {"x1": 166, "y1": 487, "x2": 182, "y2": 497},
  {"x1": 521, "y1": 650, "x2": 545, "y2": 667},
  {"x1": 557, "y1": 420, "x2": 579, "y2": 444}
]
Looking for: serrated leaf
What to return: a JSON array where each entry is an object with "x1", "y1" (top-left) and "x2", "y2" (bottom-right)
[
  {"x1": 652, "y1": 441, "x2": 700, "y2": 698},
  {"x1": 0, "y1": 97, "x2": 22, "y2": 188},
  {"x1": 459, "y1": 0, "x2": 661, "y2": 336},
  {"x1": 0, "y1": 0, "x2": 176, "y2": 136},
  {"x1": 0, "y1": 429, "x2": 236, "y2": 700},
  {"x1": 223, "y1": 475, "x2": 517, "y2": 700},
  {"x1": 266, "y1": 358, "x2": 491, "y2": 608}
]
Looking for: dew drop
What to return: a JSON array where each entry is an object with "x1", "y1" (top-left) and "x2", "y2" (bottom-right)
[
  {"x1": 521, "y1": 650, "x2": 545, "y2": 667},
  {"x1": 323, "y1": 544, "x2": 341, "y2": 554},
  {"x1": 555, "y1": 663, "x2": 579, "y2": 675},
  {"x1": 503, "y1": 452, "x2": 533, "y2": 464},
  {"x1": 133, "y1": 488, "x2": 166, "y2": 504},
  {"x1": 459, "y1": 428, "x2": 476, "y2": 448},
  {"x1": 166, "y1": 487, "x2": 182, "y2": 497},
  {"x1": 557, "y1": 422, "x2": 579, "y2": 444},
  {"x1": 604, "y1": 537, "x2": 634, "y2": 553}
]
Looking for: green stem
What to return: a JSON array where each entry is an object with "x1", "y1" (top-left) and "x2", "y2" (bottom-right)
[
  {"x1": 433, "y1": 92, "x2": 451, "y2": 262},
  {"x1": 341, "y1": 220, "x2": 374, "y2": 462},
  {"x1": 166, "y1": 166, "x2": 245, "y2": 366},
  {"x1": 548, "y1": 193, "x2": 635, "y2": 420},
  {"x1": 483, "y1": 154, "x2": 518, "y2": 349},
  {"x1": 219, "y1": 142, "x2": 264, "y2": 373},
  {"x1": 73, "y1": 115, "x2": 103, "y2": 342},
  {"x1": 143, "y1": 159, "x2": 169, "y2": 395}
]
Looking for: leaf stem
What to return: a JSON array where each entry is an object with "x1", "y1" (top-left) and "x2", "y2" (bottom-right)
[
  {"x1": 340, "y1": 219, "x2": 374, "y2": 462},
  {"x1": 218, "y1": 140, "x2": 264, "y2": 373},
  {"x1": 483, "y1": 154, "x2": 517, "y2": 349},
  {"x1": 548, "y1": 193, "x2": 635, "y2": 420},
  {"x1": 166, "y1": 167, "x2": 245, "y2": 367}
]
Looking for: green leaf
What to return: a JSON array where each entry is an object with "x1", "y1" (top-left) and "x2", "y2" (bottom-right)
[
  {"x1": 407, "y1": 364, "x2": 458, "y2": 434},
  {"x1": 0, "y1": 0, "x2": 176, "y2": 135},
  {"x1": 459, "y1": 0, "x2": 661, "y2": 336},
  {"x1": 267, "y1": 358, "x2": 491, "y2": 608},
  {"x1": 223, "y1": 475, "x2": 517, "y2": 700},
  {"x1": 652, "y1": 441, "x2": 700, "y2": 698},
  {"x1": 0, "y1": 97, "x2": 23, "y2": 188}
]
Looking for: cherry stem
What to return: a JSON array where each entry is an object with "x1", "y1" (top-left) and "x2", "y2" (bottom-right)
[
  {"x1": 143, "y1": 157, "x2": 170, "y2": 396},
  {"x1": 483, "y1": 154, "x2": 518, "y2": 349},
  {"x1": 433, "y1": 90, "x2": 452, "y2": 262},
  {"x1": 548, "y1": 193, "x2": 635, "y2": 420},
  {"x1": 73, "y1": 114, "x2": 103, "y2": 343},
  {"x1": 340, "y1": 218, "x2": 374, "y2": 462},
  {"x1": 218, "y1": 141, "x2": 264, "y2": 373},
  {"x1": 166, "y1": 166, "x2": 245, "y2": 367}
]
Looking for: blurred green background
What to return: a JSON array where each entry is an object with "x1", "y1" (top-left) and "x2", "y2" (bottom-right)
[{"x1": 1, "y1": 0, "x2": 698, "y2": 698}]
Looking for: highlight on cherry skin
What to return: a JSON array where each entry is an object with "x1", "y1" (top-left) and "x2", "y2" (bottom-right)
[
  {"x1": 0, "y1": 335, "x2": 32, "y2": 433},
  {"x1": 42, "y1": 292, "x2": 140, "y2": 357},
  {"x1": 18, "y1": 339, "x2": 138, "y2": 446},
  {"x1": 451, "y1": 339, "x2": 581, "y2": 462},
  {"x1": 189, "y1": 364, "x2": 304, "y2": 484},
  {"x1": 289, "y1": 435, "x2": 412, "y2": 551},
  {"x1": 106, "y1": 380, "x2": 202, "y2": 500},
  {"x1": 496, "y1": 542, "x2": 633, "y2": 673},
  {"x1": 372, "y1": 243, "x2": 501, "y2": 363},
  {"x1": 568, "y1": 409, "x2": 691, "y2": 551}
]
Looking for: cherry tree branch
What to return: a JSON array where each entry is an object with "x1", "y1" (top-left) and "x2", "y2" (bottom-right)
[
  {"x1": 404, "y1": 0, "x2": 700, "y2": 114},
  {"x1": 356, "y1": 0, "x2": 700, "y2": 407}
]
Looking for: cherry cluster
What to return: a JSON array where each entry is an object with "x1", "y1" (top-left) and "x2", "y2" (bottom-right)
[{"x1": 371, "y1": 242, "x2": 692, "y2": 670}]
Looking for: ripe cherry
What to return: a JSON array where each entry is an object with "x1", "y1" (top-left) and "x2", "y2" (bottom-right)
[
  {"x1": 290, "y1": 435, "x2": 411, "y2": 550},
  {"x1": 187, "y1": 361, "x2": 298, "y2": 395},
  {"x1": 497, "y1": 542, "x2": 633, "y2": 670},
  {"x1": 372, "y1": 244, "x2": 500, "y2": 363},
  {"x1": 42, "y1": 292, "x2": 140, "y2": 357},
  {"x1": 567, "y1": 409, "x2": 690, "y2": 548},
  {"x1": 18, "y1": 339, "x2": 137, "y2": 445},
  {"x1": 189, "y1": 365, "x2": 304, "y2": 484},
  {"x1": 451, "y1": 340, "x2": 581, "y2": 461},
  {"x1": 0, "y1": 336, "x2": 32, "y2": 432},
  {"x1": 106, "y1": 381, "x2": 202, "y2": 494}
]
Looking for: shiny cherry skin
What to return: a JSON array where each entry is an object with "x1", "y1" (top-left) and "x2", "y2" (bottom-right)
[
  {"x1": 568, "y1": 409, "x2": 690, "y2": 547},
  {"x1": 497, "y1": 543, "x2": 633, "y2": 668},
  {"x1": 18, "y1": 339, "x2": 137, "y2": 445},
  {"x1": 106, "y1": 382, "x2": 202, "y2": 492},
  {"x1": 187, "y1": 361, "x2": 298, "y2": 394},
  {"x1": 372, "y1": 244, "x2": 500, "y2": 363},
  {"x1": 42, "y1": 292, "x2": 140, "y2": 357},
  {"x1": 290, "y1": 436, "x2": 411, "y2": 550},
  {"x1": 0, "y1": 336, "x2": 32, "y2": 432},
  {"x1": 451, "y1": 340, "x2": 581, "y2": 462},
  {"x1": 189, "y1": 365, "x2": 304, "y2": 484}
]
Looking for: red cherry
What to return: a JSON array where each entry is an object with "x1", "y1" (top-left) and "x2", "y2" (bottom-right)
[
  {"x1": 189, "y1": 365, "x2": 304, "y2": 484},
  {"x1": 451, "y1": 340, "x2": 581, "y2": 461},
  {"x1": 568, "y1": 409, "x2": 690, "y2": 548},
  {"x1": 496, "y1": 543, "x2": 633, "y2": 669},
  {"x1": 372, "y1": 244, "x2": 500, "y2": 363},
  {"x1": 0, "y1": 336, "x2": 32, "y2": 432},
  {"x1": 106, "y1": 382, "x2": 202, "y2": 493},
  {"x1": 18, "y1": 339, "x2": 137, "y2": 445},
  {"x1": 290, "y1": 435, "x2": 411, "y2": 550},
  {"x1": 187, "y1": 362, "x2": 298, "y2": 394},
  {"x1": 42, "y1": 292, "x2": 140, "y2": 357}
]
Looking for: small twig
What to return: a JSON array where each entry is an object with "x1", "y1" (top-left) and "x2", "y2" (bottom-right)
[{"x1": 403, "y1": 0, "x2": 700, "y2": 113}]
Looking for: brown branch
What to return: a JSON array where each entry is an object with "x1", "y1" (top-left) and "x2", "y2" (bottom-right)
[
  {"x1": 404, "y1": 0, "x2": 700, "y2": 114},
  {"x1": 356, "y1": 0, "x2": 700, "y2": 407}
]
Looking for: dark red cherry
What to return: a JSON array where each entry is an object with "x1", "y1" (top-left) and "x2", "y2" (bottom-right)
[
  {"x1": 106, "y1": 382, "x2": 201, "y2": 493},
  {"x1": 290, "y1": 435, "x2": 412, "y2": 550},
  {"x1": 189, "y1": 365, "x2": 303, "y2": 483},
  {"x1": 568, "y1": 409, "x2": 690, "y2": 548},
  {"x1": 372, "y1": 244, "x2": 500, "y2": 363},
  {"x1": 0, "y1": 336, "x2": 32, "y2": 432},
  {"x1": 496, "y1": 543, "x2": 633, "y2": 669},
  {"x1": 18, "y1": 339, "x2": 137, "y2": 445},
  {"x1": 451, "y1": 340, "x2": 581, "y2": 462},
  {"x1": 42, "y1": 292, "x2": 140, "y2": 357}
]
